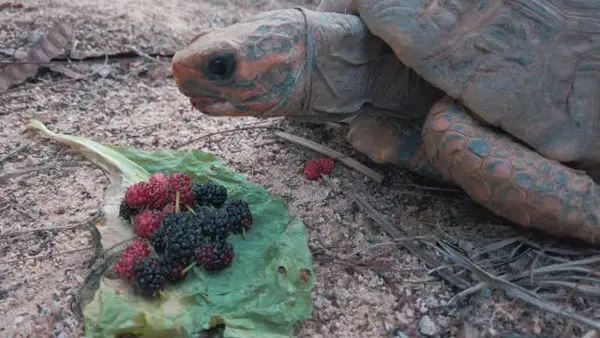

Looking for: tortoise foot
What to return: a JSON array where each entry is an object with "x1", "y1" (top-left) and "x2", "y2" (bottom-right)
[
  {"x1": 346, "y1": 114, "x2": 444, "y2": 180},
  {"x1": 422, "y1": 97, "x2": 600, "y2": 245}
]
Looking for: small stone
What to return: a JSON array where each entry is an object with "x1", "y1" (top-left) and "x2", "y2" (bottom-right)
[
  {"x1": 13, "y1": 316, "x2": 24, "y2": 325},
  {"x1": 418, "y1": 315, "x2": 439, "y2": 336}
]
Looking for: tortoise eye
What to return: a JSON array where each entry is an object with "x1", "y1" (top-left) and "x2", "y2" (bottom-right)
[{"x1": 204, "y1": 53, "x2": 236, "y2": 82}]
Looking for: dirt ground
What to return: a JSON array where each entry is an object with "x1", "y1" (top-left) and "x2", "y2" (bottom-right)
[{"x1": 2, "y1": 1, "x2": 600, "y2": 337}]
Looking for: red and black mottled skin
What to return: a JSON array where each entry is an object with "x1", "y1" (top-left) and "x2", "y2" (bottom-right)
[{"x1": 171, "y1": 5, "x2": 600, "y2": 246}]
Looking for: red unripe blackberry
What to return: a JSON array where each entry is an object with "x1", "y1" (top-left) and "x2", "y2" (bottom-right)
[
  {"x1": 317, "y1": 157, "x2": 336, "y2": 174},
  {"x1": 195, "y1": 241, "x2": 234, "y2": 271},
  {"x1": 114, "y1": 240, "x2": 150, "y2": 281},
  {"x1": 123, "y1": 182, "x2": 153, "y2": 209},
  {"x1": 149, "y1": 172, "x2": 168, "y2": 186},
  {"x1": 304, "y1": 160, "x2": 321, "y2": 180},
  {"x1": 166, "y1": 172, "x2": 195, "y2": 207},
  {"x1": 133, "y1": 210, "x2": 164, "y2": 239},
  {"x1": 125, "y1": 240, "x2": 151, "y2": 257}
]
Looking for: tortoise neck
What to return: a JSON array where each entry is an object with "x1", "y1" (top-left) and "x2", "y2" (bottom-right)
[{"x1": 295, "y1": 9, "x2": 444, "y2": 122}]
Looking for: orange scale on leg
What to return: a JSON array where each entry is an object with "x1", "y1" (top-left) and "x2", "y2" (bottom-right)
[
  {"x1": 464, "y1": 176, "x2": 492, "y2": 203},
  {"x1": 483, "y1": 159, "x2": 512, "y2": 181},
  {"x1": 539, "y1": 195, "x2": 563, "y2": 217},
  {"x1": 430, "y1": 113, "x2": 453, "y2": 132},
  {"x1": 437, "y1": 132, "x2": 467, "y2": 156}
]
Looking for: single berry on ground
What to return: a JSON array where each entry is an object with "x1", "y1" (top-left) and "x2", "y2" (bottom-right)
[
  {"x1": 226, "y1": 200, "x2": 253, "y2": 234},
  {"x1": 195, "y1": 241, "x2": 235, "y2": 271},
  {"x1": 132, "y1": 257, "x2": 168, "y2": 297},
  {"x1": 304, "y1": 160, "x2": 321, "y2": 180},
  {"x1": 193, "y1": 182, "x2": 228, "y2": 207},
  {"x1": 317, "y1": 157, "x2": 336, "y2": 174}
]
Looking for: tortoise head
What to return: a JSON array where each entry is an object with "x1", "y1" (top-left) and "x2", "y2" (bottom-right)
[{"x1": 171, "y1": 9, "x2": 310, "y2": 118}]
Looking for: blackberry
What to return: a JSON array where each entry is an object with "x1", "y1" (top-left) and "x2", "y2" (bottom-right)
[
  {"x1": 133, "y1": 210, "x2": 163, "y2": 239},
  {"x1": 165, "y1": 173, "x2": 195, "y2": 208},
  {"x1": 201, "y1": 209, "x2": 233, "y2": 240},
  {"x1": 193, "y1": 182, "x2": 227, "y2": 207},
  {"x1": 195, "y1": 241, "x2": 235, "y2": 271},
  {"x1": 118, "y1": 200, "x2": 139, "y2": 221},
  {"x1": 113, "y1": 241, "x2": 150, "y2": 281},
  {"x1": 225, "y1": 200, "x2": 253, "y2": 234},
  {"x1": 160, "y1": 210, "x2": 200, "y2": 233},
  {"x1": 166, "y1": 263, "x2": 186, "y2": 282},
  {"x1": 162, "y1": 219, "x2": 203, "y2": 266},
  {"x1": 132, "y1": 257, "x2": 168, "y2": 297},
  {"x1": 149, "y1": 227, "x2": 167, "y2": 253},
  {"x1": 157, "y1": 256, "x2": 186, "y2": 282}
]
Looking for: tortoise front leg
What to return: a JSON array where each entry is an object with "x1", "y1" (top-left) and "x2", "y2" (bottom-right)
[
  {"x1": 346, "y1": 113, "x2": 445, "y2": 181},
  {"x1": 422, "y1": 97, "x2": 600, "y2": 245}
]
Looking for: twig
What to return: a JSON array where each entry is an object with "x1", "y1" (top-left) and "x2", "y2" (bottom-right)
[
  {"x1": 125, "y1": 45, "x2": 168, "y2": 64},
  {"x1": 275, "y1": 131, "x2": 384, "y2": 183},
  {"x1": 399, "y1": 183, "x2": 462, "y2": 193},
  {"x1": 178, "y1": 124, "x2": 282, "y2": 148},
  {"x1": 352, "y1": 194, "x2": 470, "y2": 289},
  {"x1": 0, "y1": 143, "x2": 28, "y2": 164},
  {"x1": 437, "y1": 240, "x2": 600, "y2": 329}
]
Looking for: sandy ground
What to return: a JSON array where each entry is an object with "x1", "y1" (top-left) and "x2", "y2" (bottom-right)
[{"x1": 2, "y1": 1, "x2": 600, "y2": 337}]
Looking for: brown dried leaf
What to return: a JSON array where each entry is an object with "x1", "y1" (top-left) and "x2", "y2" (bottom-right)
[{"x1": 0, "y1": 22, "x2": 74, "y2": 93}]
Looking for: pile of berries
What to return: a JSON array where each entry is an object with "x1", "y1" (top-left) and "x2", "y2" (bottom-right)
[
  {"x1": 113, "y1": 172, "x2": 253, "y2": 297},
  {"x1": 304, "y1": 157, "x2": 336, "y2": 180}
]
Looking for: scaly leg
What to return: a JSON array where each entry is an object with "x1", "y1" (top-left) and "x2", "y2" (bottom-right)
[
  {"x1": 422, "y1": 97, "x2": 600, "y2": 245},
  {"x1": 346, "y1": 113, "x2": 445, "y2": 181}
]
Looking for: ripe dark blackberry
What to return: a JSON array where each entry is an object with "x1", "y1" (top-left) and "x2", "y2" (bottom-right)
[
  {"x1": 193, "y1": 182, "x2": 228, "y2": 207},
  {"x1": 160, "y1": 210, "x2": 200, "y2": 232},
  {"x1": 149, "y1": 226, "x2": 167, "y2": 254},
  {"x1": 164, "y1": 228, "x2": 202, "y2": 266},
  {"x1": 225, "y1": 200, "x2": 253, "y2": 234},
  {"x1": 118, "y1": 200, "x2": 139, "y2": 221},
  {"x1": 156, "y1": 255, "x2": 186, "y2": 282},
  {"x1": 132, "y1": 257, "x2": 168, "y2": 297},
  {"x1": 195, "y1": 241, "x2": 235, "y2": 271},
  {"x1": 161, "y1": 214, "x2": 203, "y2": 266},
  {"x1": 201, "y1": 209, "x2": 232, "y2": 240}
]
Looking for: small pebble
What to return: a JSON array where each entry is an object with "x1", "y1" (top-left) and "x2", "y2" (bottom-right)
[{"x1": 418, "y1": 315, "x2": 440, "y2": 336}]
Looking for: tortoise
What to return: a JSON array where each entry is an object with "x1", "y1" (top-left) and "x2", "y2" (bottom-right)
[{"x1": 170, "y1": 2, "x2": 600, "y2": 246}]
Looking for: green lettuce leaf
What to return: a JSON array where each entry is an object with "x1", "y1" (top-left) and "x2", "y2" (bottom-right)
[{"x1": 28, "y1": 120, "x2": 315, "y2": 338}]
